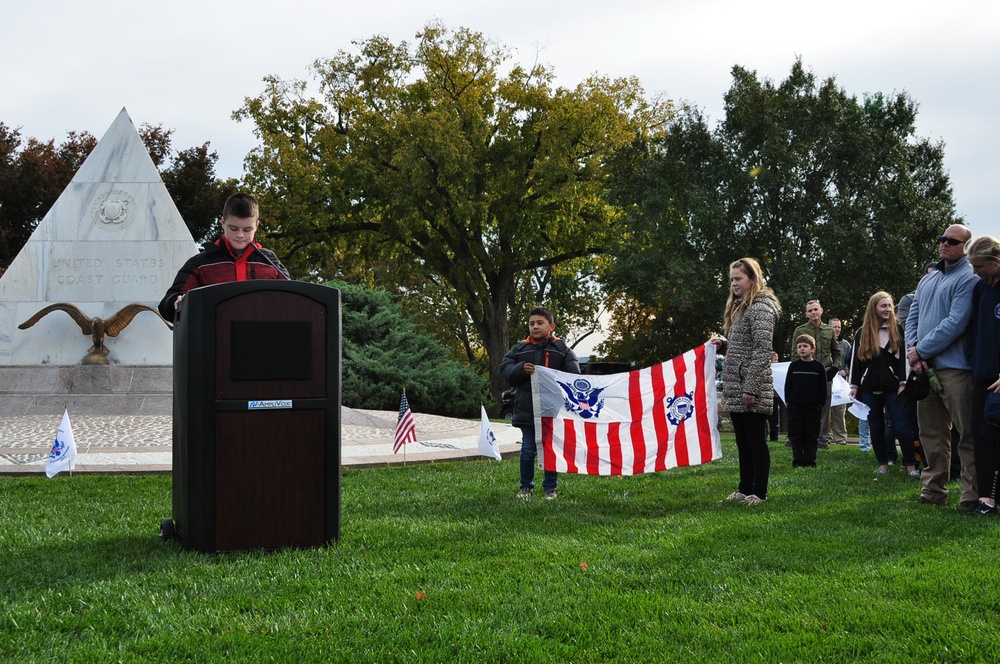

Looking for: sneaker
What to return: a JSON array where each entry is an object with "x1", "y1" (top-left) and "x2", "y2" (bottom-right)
[
  {"x1": 874, "y1": 466, "x2": 889, "y2": 475},
  {"x1": 517, "y1": 488, "x2": 532, "y2": 499},
  {"x1": 973, "y1": 501, "x2": 998, "y2": 516},
  {"x1": 960, "y1": 499, "x2": 980, "y2": 511},
  {"x1": 725, "y1": 491, "x2": 747, "y2": 502},
  {"x1": 544, "y1": 490, "x2": 558, "y2": 501},
  {"x1": 914, "y1": 495, "x2": 946, "y2": 506},
  {"x1": 743, "y1": 494, "x2": 766, "y2": 505}
]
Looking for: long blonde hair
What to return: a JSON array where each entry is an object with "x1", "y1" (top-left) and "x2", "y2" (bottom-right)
[
  {"x1": 967, "y1": 236, "x2": 1000, "y2": 262},
  {"x1": 724, "y1": 257, "x2": 778, "y2": 333},
  {"x1": 857, "y1": 291, "x2": 901, "y2": 362}
]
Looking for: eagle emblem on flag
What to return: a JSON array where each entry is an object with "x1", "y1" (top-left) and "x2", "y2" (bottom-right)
[
  {"x1": 49, "y1": 436, "x2": 69, "y2": 461},
  {"x1": 557, "y1": 378, "x2": 607, "y2": 419}
]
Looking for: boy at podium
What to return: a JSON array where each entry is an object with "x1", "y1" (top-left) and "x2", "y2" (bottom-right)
[{"x1": 159, "y1": 193, "x2": 290, "y2": 320}]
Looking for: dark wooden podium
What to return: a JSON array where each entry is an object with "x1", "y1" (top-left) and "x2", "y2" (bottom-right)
[{"x1": 165, "y1": 280, "x2": 341, "y2": 552}]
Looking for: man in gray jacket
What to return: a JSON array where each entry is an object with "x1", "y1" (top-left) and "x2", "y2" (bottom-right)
[{"x1": 906, "y1": 224, "x2": 978, "y2": 508}]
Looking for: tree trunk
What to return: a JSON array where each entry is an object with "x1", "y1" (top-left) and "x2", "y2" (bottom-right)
[{"x1": 471, "y1": 294, "x2": 513, "y2": 414}]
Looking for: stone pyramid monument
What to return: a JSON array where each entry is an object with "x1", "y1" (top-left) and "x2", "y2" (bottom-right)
[{"x1": 0, "y1": 108, "x2": 198, "y2": 366}]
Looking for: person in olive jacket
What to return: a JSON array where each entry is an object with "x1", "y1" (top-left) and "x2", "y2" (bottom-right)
[{"x1": 501, "y1": 307, "x2": 580, "y2": 500}]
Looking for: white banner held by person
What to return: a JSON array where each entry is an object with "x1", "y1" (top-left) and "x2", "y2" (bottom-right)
[
  {"x1": 848, "y1": 399, "x2": 871, "y2": 421},
  {"x1": 830, "y1": 373, "x2": 853, "y2": 407},
  {"x1": 772, "y1": 362, "x2": 854, "y2": 408},
  {"x1": 45, "y1": 408, "x2": 77, "y2": 478}
]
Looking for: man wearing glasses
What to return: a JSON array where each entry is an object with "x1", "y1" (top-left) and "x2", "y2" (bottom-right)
[{"x1": 905, "y1": 224, "x2": 978, "y2": 509}]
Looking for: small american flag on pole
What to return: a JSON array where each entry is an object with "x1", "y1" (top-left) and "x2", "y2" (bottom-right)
[
  {"x1": 532, "y1": 344, "x2": 722, "y2": 475},
  {"x1": 393, "y1": 390, "x2": 417, "y2": 453}
]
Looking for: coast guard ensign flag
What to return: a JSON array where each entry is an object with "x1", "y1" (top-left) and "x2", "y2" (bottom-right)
[
  {"x1": 477, "y1": 405, "x2": 502, "y2": 461},
  {"x1": 45, "y1": 408, "x2": 77, "y2": 478},
  {"x1": 532, "y1": 344, "x2": 722, "y2": 475}
]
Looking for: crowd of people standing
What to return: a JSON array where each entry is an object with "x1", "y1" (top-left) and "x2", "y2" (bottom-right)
[{"x1": 715, "y1": 224, "x2": 1000, "y2": 514}]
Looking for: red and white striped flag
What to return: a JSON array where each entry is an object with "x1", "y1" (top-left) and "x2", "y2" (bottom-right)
[
  {"x1": 393, "y1": 390, "x2": 417, "y2": 453},
  {"x1": 532, "y1": 344, "x2": 722, "y2": 475}
]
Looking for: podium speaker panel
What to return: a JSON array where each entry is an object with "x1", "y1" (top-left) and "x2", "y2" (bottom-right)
[
  {"x1": 214, "y1": 410, "x2": 326, "y2": 550},
  {"x1": 169, "y1": 280, "x2": 341, "y2": 552}
]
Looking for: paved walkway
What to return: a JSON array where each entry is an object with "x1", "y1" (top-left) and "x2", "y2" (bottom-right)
[{"x1": 0, "y1": 409, "x2": 523, "y2": 475}]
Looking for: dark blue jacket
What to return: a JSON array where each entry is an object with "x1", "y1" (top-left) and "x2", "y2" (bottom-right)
[{"x1": 967, "y1": 278, "x2": 1000, "y2": 383}]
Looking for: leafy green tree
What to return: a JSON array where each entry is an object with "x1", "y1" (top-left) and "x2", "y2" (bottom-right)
[
  {"x1": 603, "y1": 59, "x2": 956, "y2": 364},
  {"x1": 161, "y1": 143, "x2": 239, "y2": 243},
  {"x1": 0, "y1": 125, "x2": 96, "y2": 272},
  {"x1": 332, "y1": 279, "x2": 489, "y2": 417},
  {"x1": 139, "y1": 123, "x2": 239, "y2": 243},
  {"x1": 0, "y1": 122, "x2": 235, "y2": 270},
  {"x1": 235, "y1": 22, "x2": 667, "y2": 400}
]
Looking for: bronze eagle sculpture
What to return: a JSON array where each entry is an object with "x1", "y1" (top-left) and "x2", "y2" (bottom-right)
[{"x1": 18, "y1": 303, "x2": 172, "y2": 365}]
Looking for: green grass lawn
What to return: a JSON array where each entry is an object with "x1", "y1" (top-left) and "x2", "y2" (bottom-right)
[{"x1": 2, "y1": 438, "x2": 999, "y2": 663}]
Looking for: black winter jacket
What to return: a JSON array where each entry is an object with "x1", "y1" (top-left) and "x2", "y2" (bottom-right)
[
  {"x1": 500, "y1": 335, "x2": 580, "y2": 428},
  {"x1": 849, "y1": 323, "x2": 907, "y2": 393}
]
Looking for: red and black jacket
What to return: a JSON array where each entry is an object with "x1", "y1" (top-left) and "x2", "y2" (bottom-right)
[{"x1": 157, "y1": 237, "x2": 290, "y2": 321}]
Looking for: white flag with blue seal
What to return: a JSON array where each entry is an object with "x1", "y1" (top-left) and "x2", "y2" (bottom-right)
[
  {"x1": 477, "y1": 405, "x2": 502, "y2": 460},
  {"x1": 45, "y1": 408, "x2": 77, "y2": 478}
]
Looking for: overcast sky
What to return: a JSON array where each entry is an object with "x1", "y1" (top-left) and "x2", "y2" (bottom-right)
[{"x1": 3, "y1": 0, "x2": 997, "y2": 352}]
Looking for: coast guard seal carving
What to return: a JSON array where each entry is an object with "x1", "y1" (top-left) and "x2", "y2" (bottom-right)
[{"x1": 91, "y1": 189, "x2": 136, "y2": 231}]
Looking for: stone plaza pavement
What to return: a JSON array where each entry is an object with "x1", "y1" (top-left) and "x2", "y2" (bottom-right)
[{"x1": 0, "y1": 408, "x2": 524, "y2": 475}]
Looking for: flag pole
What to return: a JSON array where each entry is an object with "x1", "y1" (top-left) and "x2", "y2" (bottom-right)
[{"x1": 67, "y1": 402, "x2": 72, "y2": 478}]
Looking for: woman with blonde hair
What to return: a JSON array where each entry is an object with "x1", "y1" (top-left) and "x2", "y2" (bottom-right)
[
  {"x1": 849, "y1": 291, "x2": 916, "y2": 475},
  {"x1": 965, "y1": 236, "x2": 1000, "y2": 515},
  {"x1": 712, "y1": 257, "x2": 781, "y2": 505}
]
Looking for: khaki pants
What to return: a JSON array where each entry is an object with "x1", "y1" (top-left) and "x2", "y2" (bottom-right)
[
  {"x1": 829, "y1": 402, "x2": 848, "y2": 444},
  {"x1": 819, "y1": 380, "x2": 833, "y2": 444},
  {"x1": 917, "y1": 368, "x2": 976, "y2": 504}
]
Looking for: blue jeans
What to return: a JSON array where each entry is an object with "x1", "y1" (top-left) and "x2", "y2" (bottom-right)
[
  {"x1": 859, "y1": 418, "x2": 871, "y2": 451},
  {"x1": 860, "y1": 390, "x2": 915, "y2": 467},
  {"x1": 520, "y1": 426, "x2": 557, "y2": 492}
]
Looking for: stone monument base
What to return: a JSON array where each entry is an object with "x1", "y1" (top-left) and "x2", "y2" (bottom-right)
[{"x1": 0, "y1": 365, "x2": 172, "y2": 416}]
